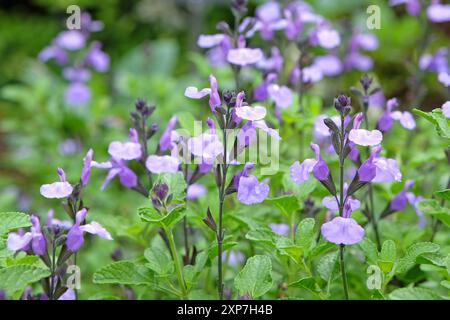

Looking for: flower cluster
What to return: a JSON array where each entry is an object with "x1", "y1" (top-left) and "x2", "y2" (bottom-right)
[{"x1": 39, "y1": 12, "x2": 110, "y2": 106}]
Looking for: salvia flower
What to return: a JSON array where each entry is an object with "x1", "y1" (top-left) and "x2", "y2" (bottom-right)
[
  {"x1": 235, "y1": 162, "x2": 269, "y2": 205},
  {"x1": 349, "y1": 112, "x2": 383, "y2": 146},
  {"x1": 108, "y1": 129, "x2": 142, "y2": 161},
  {"x1": 40, "y1": 168, "x2": 73, "y2": 199},
  {"x1": 92, "y1": 159, "x2": 138, "y2": 190},
  {"x1": 389, "y1": 180, "x2": 415, "y2": 211},
  {"x1": 66, "y1": 208, "x2": 112, "y2": 252},
  {"x1": 290, "y1": 143, "x2": 329, "y2": 184},
  {"x1": 7, "y1": 215, "x2": 47, "y2": 256},
  {"x1": 320, "y1": 212, "x2": 365, "y2": 245},
  {"x1": 185, "y1": 74, "x2": 221, "y2": 111},
  {"x1": 357, "y1": 145, "x2": 380, "y2": 182},
  {"x1": 378, "y1": 98, "x2": 416, "y2": 131},
  {"x1": 146, "y1": 155, "x2": 180, "y2": 174},
  {"x1": 443, "y1": 101, "x2": 450, "y2": 118},
  {"x1": 159, "y1": 116, "x2": 178, "y2": 152},
  {"x1": 427, "y1": 3, "x2": 450, "y2": 23}
]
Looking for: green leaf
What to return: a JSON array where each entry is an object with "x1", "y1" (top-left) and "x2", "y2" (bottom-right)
[
  {"x1": 388, "y1": 287, "x2": 442, "y2": 300},
  {"x1": 138, "y1": 205, "x2": 186, "y2": 229},
  {"x1": 413, "y1": 108, "x2": 450, "y2": 139},
  {"x1": 157, "y1": 172, "x2": 187, "y2": 201},
  {"x1": 417, "y1": 199, "x2": 450, "y2": 226},
  {"x1": 289, "y1": 277, "x2": 319, "y2": 293},
  {"x1": 396, "y1": 242, "x2": 440, "y2": 274},
  {"x1": 93, "y1": 261, "x2": 154, "y2": 285},
  {"x1": 234, "y1": 255, "x2": 273, "y2": 298},
  {"x1": 434, "y1": 189, "x2": 450, "y2": 201},
  {"x1": 0, "y1": 265, "x2": 50, "y2": 294},
  {"x1": 295, "y1": 218, "x2": 316, "y2": 253},
  {"x1": 0, "y1": 212, "x2": 31, "y2": 235},
  {"x1": 245, "y1": 227, "x2": 278, "y2": 247},
  {"x1": 316, "y1": 251, "x2": 338, "y2": 281},
  {"x1": 266, "y1": 195, "x2": 300, "y2": 216},
  {"x1": 378, "y1": 240, "x2": 396, "y2": 273},
  {"x1": 358, "y1": 237, "x2": 379, "y2": 265},
  {"x1": 144, "y1": 247, "x2": 174, "y2": 276}
]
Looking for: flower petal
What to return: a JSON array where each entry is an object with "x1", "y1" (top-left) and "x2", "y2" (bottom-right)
[
  {"x1": 321, "y1": 217, "x2": 365, "y2": 245},
  {"x1": 40, "y1": 182, "x2": 73, "y2": 199},
  {"x1": 348, "y1": 129, "x2": 382, "y2": 146},
  {"x1": 145, "y1": 155, "x2": 180, "y2": 174},
  {"x1": 235, "y1": 105, "x2": 267, "y2": 121}
]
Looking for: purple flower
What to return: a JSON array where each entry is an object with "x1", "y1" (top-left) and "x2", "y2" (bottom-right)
[
  {"x1": 302, "y1": 64, "x2": 323, "y2": 83},
  {"x1": 372, "y1": 156, "x2": 402, "y2": 183},
  {"x1": 187, "y1": 184, "x2": 207, "y2": 200},
  {"x1": 427, "y1": 3, "x2": 450, "y2": 23},
  {"x1": 313, "y1": 55, "x2": 343, "y2": 77},
  {"x1": 357, "y1": 146, "x2": 380, "y2": 182},
  {"x1": 185, "y1": 75, "x2": 221, "y2": 111},
  {"x1": 253, "y1": 73, "x2": 277, "y2": 101},
  {"x1": 419, "y1": 48, "x2": 448, "y2": 74},
  {"x1": 349, "y1": 118, "x2": 383, "y2": 146},
  {"x1": 442, "y1": 101, "x2": 450, "y2": 118},
  {"x1": 55, "y1": 31, "x2": 86, "y2": 50},
  {"x1": 237, "y1": 176, "x2": 269, "y2": 205},
  {"x1": 390, "y1": 180, "x2": 415, "y2": 211},
  {"x1": 63, "y1": 67, "x2": 91, "y2": 82},
  {"x1": 267, "y1": 84, "x2": 293, "y2": 109},
  {"x1": 145, "y1": 155, "x2": 180, "y2": 174},
  {"x1": 222, "y1": 250, "x2": 245, "y2": 267},
  {"x1": 64, "y1": 82, "x2": 91, "y2": 106},
  {"x1": 253, "y1": 1, "x2": 286, "y2": 40},
  {"x1": 81, "y1": 148, "x2": 93, "y2": 187},
  {"x1": 92, "y1": 159, "x2": 138, "y2": 190},
  {"x1": 377, "y1": 98, "x2": 416, "y2": 131},
  {"x1": 322, "y1": 185, "x2": 361, "y2": 213},
  {"x1": 58, "y1": 288, "x2": 76, "y2": 300},
  {"x1": 108, "y1": 129, "x2": 142, "y2": 161},
  {"x1": 85, "y1": 41, "x2": 110, "y2": 72},
  {"x1": 7, "y1": 215, "x2": 46, "y2": 256},
  {"x1": 66, "y1": 208, "x2": 112, "y2": 252},
  {"x1": 188, "y1": 131, "x2": 223, "y2": 165},
  {"x1": 256, "y1": 47, "x2": 283, "y2": 73},
  {"x1": 38, "y1": 44, "x2": 68, "y2": 65},
  {"x1": 46, "y1": 209, "x2": 72, "y2": 230},
  {"x1": 290, "y1": 159, "x2": 317, "y2": 184},
  {"x1": 406, "y1": 193, "x2": 427, "y2": 228},
  {"x1": 227, "y1": 47, "x2": 264, "y2": 66},
  {"x1": 159, "y1": 116, "x2": 178, "y2": 152},
  {"x1": 313, "y1": 115, "x2": 340, "y2": 142},
  {"x1": 235, "y1": 105, "x2": 267, "y2": 121},
  {"x1": 40, "y1": 168, "x2": 73, "y2": 199},
  {"x1": 315, "y1": 27, "x2": 340, "y2": 49},
  {"x1": 439, "y1": 72, "x2": 450, "y2": 87},
  {"x1": 321, "y1": 216, "x2": 365, "y2": 245},
  {"x1": 269, "y1": 223, "x2": 290, "y2": 236},
  {"x1": 198, "y1": 34, "x2": 226, "y2": 48},
  {"x1": 311, "y1": 143, "x2": 330, "y2": 181},
  {"x1": 389, "y1": 0, "x2": 421, "y2": 16}
]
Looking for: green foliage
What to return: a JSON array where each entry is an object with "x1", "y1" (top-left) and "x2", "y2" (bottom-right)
[
  {"x1": 0, "y1": 265, "x2": 50, "y2": 294},
  {"x1": 234, "y1": 255, "x2": 273, "y2": 298}
]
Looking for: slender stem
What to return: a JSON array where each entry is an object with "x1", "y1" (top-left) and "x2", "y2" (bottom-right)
[
  {"x1": 217, "y1": 125, "x2": 228, "y2": 300},
  {"x1": 362, "y1": 96, "x2": 382, "y2": 250},
  {"x1": 49, "y1": 236, "x2": 56, "y2": 300},
  {"x1": 183, "y1": 164, "x2": 190, "y2": 262},
  {"x1": 338, "y1": 114, "x2": 349, "y2": 300},
  {"x1": 339, "y1": 244, "x2": 349, "y2": 300},
  {"x1": 164, "y1": 227, "x2": 188, "y2": 299}
]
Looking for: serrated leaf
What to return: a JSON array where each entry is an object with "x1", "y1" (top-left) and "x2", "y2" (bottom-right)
[
  {"x1": 316, "y1": 251, "x2": 338, "y2": 281},
  {"x1": 93, "y1": 261, "x2": 154, "y2": 285},
  {"x1": 396, "y1": 242, "x2": 440, "y2": 274},
  {"x1": 234, "y1": 255, "x2": 273, "y2": 298},
  {"x1": 413, "y1": 108, "x2": 450, "y2": 139},
  {"x1": 0, "y1": 265, "x2": 50, "y2": 294},
  {"x1": 156, "y1": 172, "x2": 186, "y2": 201},
  {"x1": 266, "y1": 195, "x2": 300, "y2": 216},
  {"x1": 378, "y1": 240, "x2": 396, "y2": 273},
  {"x1": 295, "y1": 218, "x2": 316, "y2": 253},
  {"x1": 289, "y1": 277, "x2": 319, "y2": 293},
  {"x1": 138, "y1": 205, "x2": 186, "y2": 229},
  {"x1": 0, "y1": 212, "x2": 31, "y2": 235},
  {"x1": 417, "y1": 199, "x2": 450, "y2": 226},
  {"x1": 144, "y1": 247, "x2": 174, "y2": 276},
  {"x1": 358, "y1": 237, "x2": 379, "y2": 265},
  {"x1": 388, "y1": 287, "x2": 442, "y2": 300}
]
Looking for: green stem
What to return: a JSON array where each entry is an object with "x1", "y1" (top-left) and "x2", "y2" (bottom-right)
[
  {"x1": 164, "y1": 228, "x2": 188, "y2": 299},
  {"x1": 339, "y1": 244, "x2": 349, "y2": 300}
]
